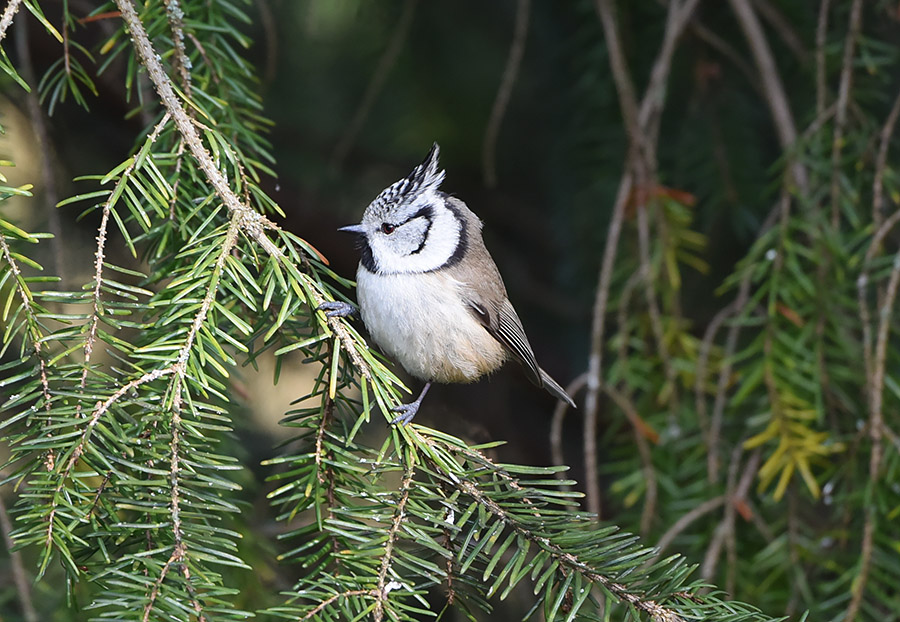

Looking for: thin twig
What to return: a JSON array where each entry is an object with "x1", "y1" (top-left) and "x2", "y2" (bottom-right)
[
  {"x1": 846, "y1": 252, "x2": 900, "y2": 622},
  {"x1": 483, "y1": 0, "x2": 530, "y2": 187},
  {"x1": 638, "y1": 0, "x2": 703, "y2": 152},
  {"x1": 636, "y1": 199, "x2": 678, "y2": 415},
  {"x1": 604, "y1": 385, "x2": 658, "y2": 536},
  {"x1": 0, "y1": 0, "x2": 23, "y2": 43},
  {"x1": 815, "y1": 0, "x2": 832, "y2": 115},
  {"x1": 652, "y1": 495, "x2": 726, "y2": 562},
  {"x1": 299, "y1": 589, "x2": 377, "y2": 622},
  {"x1": 829, "y1": 0, "x2": 863, "y2": 227},
  {"x1": 701, "y1": 449, "x2": 760, "y2": 582},
  {"x1": 163, "y1": 0, "x2": 191, "y2": 95},
  {"x1": 582, "y1": 171, "x2": 632, "y2": 519},
  {"x1": 78, "y1": 115, "x2": 171, "y2": 414},
  {"x1": 857, "y1": 209, "x2": 900, "y2": 391},
  {"x1": 330, "y1": 0, "x2": 419, "y2": 169},
  {"x1": 373, "y1": 461, "x2": 415, "y2": 622},
  {"x1": 0, "y1": 229, "x2": 54, "y2": 467},
  {"x1": 695, "y1": 300, "x2": 739, "y2": 451},
  {"x1": 594, "y1": 0, "x2": 642, "y2": 146},
  {"x1": 707, "y1": 199, "x2": 783, "y2": 482},
  {"x1": 728, "y1": 0, "x2": 807, "y2": 193},
  {"x1": 752, "y1": 0, "x2": 809, "y2": 64},
  {"x1": 872, "y1": 87, "x2": 900, "y2": 231}
]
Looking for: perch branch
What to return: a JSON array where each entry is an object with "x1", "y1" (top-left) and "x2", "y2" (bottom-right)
[{"x1": 114, "y1": 0, "x2": 282, "y2": 258}]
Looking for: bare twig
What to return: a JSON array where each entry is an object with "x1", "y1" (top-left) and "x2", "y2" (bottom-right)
[
  {"x1": 857, "y1": 209, "x2": 900, "y2": 396},
  {"x1": 652, "y1": 495, "x2": 726, "y2": 561},
  {"x1": 701, "y1": 449, "x2": 760, "y2": 582},
  {"x1": 483, "y1": 0, "x2": 530, "y2": 187},
  {"x1": 872, "y1": 87, "x2": 900, "y2": 230},
  {"x1": 752, "y1": 0, "x2": 809, "y2": 64},
  {"x1": 330, "y1": 0, "x2": 419, "y2": 168},
  {"x1": 604, "y1": 385, "x2": 658, "y2": 536},
  {"x1": 728, "y1": 0, "x2": 807, "y2": 193},
  {"x1": 846, "y1": 251, "x2": 900, "y2": 622},
  {"x1": 163, "y1": 0, "x2": 192, "y2": 95},
  {"x1": 696, "y1": 300, "x2": 739, "y2": 448},
  {"x1": 582, "y1": 171, "x2": 632, "y2": 519},
  {"x1": 815, "y1": 0, "x2": 832, "y2": 115},
  {"x1": 829, "y1": 0, "x2": 863, "y2": 227}
]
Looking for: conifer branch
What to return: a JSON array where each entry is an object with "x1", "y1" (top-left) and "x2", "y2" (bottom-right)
[
  {"x1": 113, "y1": 0, "x2": 282, "y2": 259},
  {"x1": 373, "y1": 461, "x2": 415, "y2": 622},
  {"x1": 78, "y1": 114, "x2": 172, "y2": 413}
]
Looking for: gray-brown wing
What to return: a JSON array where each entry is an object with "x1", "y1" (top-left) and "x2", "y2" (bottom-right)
[{"x1": 467, "y1": 297, "x2": 542, "y2": 387}]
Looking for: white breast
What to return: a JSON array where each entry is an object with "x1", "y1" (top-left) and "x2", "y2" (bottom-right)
[{"x1": 356, "y1": 267, "x2": 508, "y2": 383}]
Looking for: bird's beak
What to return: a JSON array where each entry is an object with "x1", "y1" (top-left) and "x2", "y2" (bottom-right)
[{"x1": 338, "y1": 224, "x2": 366, "y2": 234}]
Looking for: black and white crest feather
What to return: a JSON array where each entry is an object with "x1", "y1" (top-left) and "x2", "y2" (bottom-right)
[{"x1": 367, "y1": 143, "x2": 445, "y2": 218}]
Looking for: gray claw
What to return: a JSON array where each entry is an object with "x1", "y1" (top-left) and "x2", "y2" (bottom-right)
[
  {"x1": 317, "y1": 301, "x2": 358, "y2": 318},
  {"x1": 390, "y1": 382, "x2": 432, "y2": 425},
  {"x1": 390, "y1": 403, "x2": 420, "y2": 426}
]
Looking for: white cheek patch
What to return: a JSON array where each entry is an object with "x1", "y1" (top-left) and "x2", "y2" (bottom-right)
[{"x1": 370, "y1": 194, "x2": 463, "y2": 275}]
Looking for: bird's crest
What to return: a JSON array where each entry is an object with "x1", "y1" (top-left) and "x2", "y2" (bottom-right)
[{"x1": 366, "y1": 143, "x2": 445, "y2": 218}]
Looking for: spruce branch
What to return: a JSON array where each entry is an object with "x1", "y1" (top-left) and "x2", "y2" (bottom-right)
[
  {"x1": 77, "y1": 113, "x2": 172, "y2": 415},
  {"x1": 113, "y1": 0, "x2": 282, "y2": 259}
]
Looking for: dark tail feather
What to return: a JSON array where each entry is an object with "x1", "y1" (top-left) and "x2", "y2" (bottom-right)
[{"x1": 539, "y1": 368, "x2": 576, "y2": 408}]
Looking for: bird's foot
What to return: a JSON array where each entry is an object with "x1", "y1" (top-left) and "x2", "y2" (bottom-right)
[
  {"x1": 317, "y1": 301, "x2": 358, "y2": 318},
  {"x1": 390, "y1": 382, "x2": 432, "y2": 425},
  {"x1": 390, "y1": 402, "x2": 421, "y2": 425}
]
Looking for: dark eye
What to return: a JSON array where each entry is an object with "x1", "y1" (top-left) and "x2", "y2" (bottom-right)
[{"x1": 381, "y1": 223, "x2": 396, "y2": 234}]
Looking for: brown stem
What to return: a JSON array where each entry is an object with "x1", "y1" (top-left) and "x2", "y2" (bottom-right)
[
  {"x1": 330, "y1": 0, "x2": 419, "y2": 169},
  {"x1": 815, "y1": 0, "x2": 832, "y2": 115},
  {"x1": 728, "y1": 0, "x2": 807, "y2": 193},
  {"x1": 482, "y1": 0, "x2": 530, "y2": 187},
  {"x1": 829, "y1": 0, "x2": 863, "y2": 227},
  {"x1": 872, "y1": 87, "x2": 900, "y2": 231}
]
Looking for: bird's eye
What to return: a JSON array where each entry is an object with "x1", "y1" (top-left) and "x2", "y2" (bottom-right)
[{"x1": 381, "y1": 223, "x2": 396, "y2": 234}]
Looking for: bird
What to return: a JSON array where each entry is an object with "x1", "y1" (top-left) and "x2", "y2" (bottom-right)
[{"x1": 320, "y1": 143, "x2": 575, "y2": 424}]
